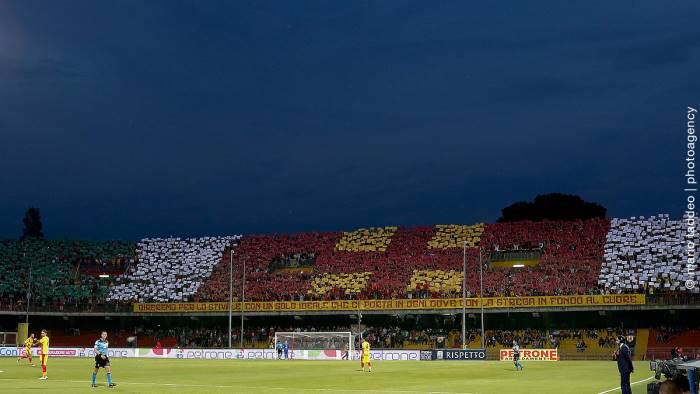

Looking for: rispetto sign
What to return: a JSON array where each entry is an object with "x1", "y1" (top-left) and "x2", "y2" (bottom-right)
[{"x1": 432, "y1": 349, "x2": 486, "y2": 360}]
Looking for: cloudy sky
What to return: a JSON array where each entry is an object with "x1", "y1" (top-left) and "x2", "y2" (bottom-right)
[{"x1": 1, "y1": 1, "x2": 699, "y2": 239}]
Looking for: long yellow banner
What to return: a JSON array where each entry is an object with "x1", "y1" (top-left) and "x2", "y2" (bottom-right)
[{"x1": 133, "y1": 294, "x2": 645, "y2": 313}]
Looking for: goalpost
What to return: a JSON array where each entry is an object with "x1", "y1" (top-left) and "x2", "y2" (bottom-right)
[{"x1": 274, "y1": 332, "x2": 355, "y2": 360}]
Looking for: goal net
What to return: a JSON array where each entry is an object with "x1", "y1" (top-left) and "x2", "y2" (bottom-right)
[{"x1": 274, "y1": 332, "x2": 355, "y2": 360}]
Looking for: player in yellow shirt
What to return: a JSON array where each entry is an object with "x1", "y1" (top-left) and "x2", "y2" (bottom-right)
[
  {"x1": 35, "y1": 329, "x2": 49, "y2": 380},
  {"x1": 17, "y1": 333, "x2": 35, "y2": 366},
  {"x1": 360, "y1": 339, "x2": 372, "y2": 372}
]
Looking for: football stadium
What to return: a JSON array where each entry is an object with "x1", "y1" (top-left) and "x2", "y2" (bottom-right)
[
  {"x1": 0, "y1": 215, "x2": 699, "y2": 392},
  {"x1": 1, "y1": 1, "x2": 699, "y2": 393}
]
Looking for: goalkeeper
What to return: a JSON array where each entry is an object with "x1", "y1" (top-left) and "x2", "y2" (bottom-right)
[{"x1": 276, "y1": 341, "x2": 284, "y2": 359}]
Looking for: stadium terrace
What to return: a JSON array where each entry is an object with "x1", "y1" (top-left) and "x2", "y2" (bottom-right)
[{"x1": 0, "y1": 215, "x2": 697, "y2": 315}]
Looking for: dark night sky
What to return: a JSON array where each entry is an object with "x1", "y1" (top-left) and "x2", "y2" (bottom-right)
[{"x1": 1, "y1": 1, "x2": 699, "y2": 240}]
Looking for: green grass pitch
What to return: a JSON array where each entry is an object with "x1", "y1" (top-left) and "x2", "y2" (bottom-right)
[{"x1": 0, "y1": 358, "x2": 653, "y2": 393}]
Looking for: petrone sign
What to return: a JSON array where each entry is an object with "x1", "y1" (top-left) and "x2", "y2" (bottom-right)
[{"x1": 499, "y1": 348, "x2": 559, "y2": 361}]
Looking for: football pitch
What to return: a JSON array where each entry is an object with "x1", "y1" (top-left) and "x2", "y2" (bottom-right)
[{"x1": 0, "y1": 358, "x2": 653, "y2": 393}]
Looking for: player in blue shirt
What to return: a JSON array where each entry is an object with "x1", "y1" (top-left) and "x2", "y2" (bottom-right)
[
  {"x1": 512, "y1": 341, "x2": 523, "y2": 371},
  {"x1": 92, "y1": 331, "x2": 116, "y2": 388},
  {"x1": 283, "y1": 340, "x2": 289, "y2": 359}
]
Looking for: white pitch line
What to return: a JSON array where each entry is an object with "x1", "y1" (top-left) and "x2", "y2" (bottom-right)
[
  {"x1": 596, "y1": 375, "x2": 655, "y2": 394},
  {"x1": 0, "y1": 378, "x2": 475, "y2": 393}
]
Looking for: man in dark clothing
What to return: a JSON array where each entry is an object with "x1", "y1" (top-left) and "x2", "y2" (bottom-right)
[
  {"x1": 276, "y1": 341, "x2": 284, "y2": 360},
  {"x1": 614, "y1": 335, "x2": 634, "y2": 394}
]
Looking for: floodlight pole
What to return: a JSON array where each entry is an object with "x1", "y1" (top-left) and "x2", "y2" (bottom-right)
[
  {"x1": 479, "y1": 247, "x2": 485, "y2": 349},
  {"x1": 26, "y1": 252, "x2": 31, "y2": 324},
  {"x1": 461, "y1": 241, "x2": 466, "y2": 349},
  {"x1": 357, "y1": 303, "x2": 362, "y2": 341},
  {"x1": 240, "y1": 257, "x2": 246, "y2": 349},
  {"x1": 228, "y1": 249, "x2": 233, "y2": 348}
]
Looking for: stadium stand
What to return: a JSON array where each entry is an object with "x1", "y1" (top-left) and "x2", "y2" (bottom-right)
[
  {"x1": 197, "y1": 219, "x2": 614, "y2": 301},
  {"x1": 406, "y1": 270, "x2": 463, "y2": 297},
  {"x1": 3, "y1": 214, "x2": 695, "y2": 307},
  {"x1": 108, "y1": 236, "x2": 240, "y2": 302},
  {"x1": 427, "y1": 224, "x2": 484, "y2": 249},
  {"x1": 1, "y1": 212, "x2": 698, "y2": 379},
  {"x1": 197, "y1": 232, "x2": 342, "y2": 302},
  {"x1": 0, "y1": 240, "x2": 134, "y2": 310},
  {"x1": 308, "y1": 272, "x2": 373, "y2": 298},
  {"x1": 478, "y1": 219, "x2": 610, "y2": 297},
  {"x1": 599, "y1": 214, "x2": 700, "y2": 293},
  {"x1": 198, "y1": 225, "x2": 473, "y2": 301},
  {"x1": 335, "y1": 227, "x2": 397, "y2": 252}
]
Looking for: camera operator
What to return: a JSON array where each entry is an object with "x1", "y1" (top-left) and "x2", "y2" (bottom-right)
[{"x1": 613, "y1": 335, "x2": 634, "y2": 394}]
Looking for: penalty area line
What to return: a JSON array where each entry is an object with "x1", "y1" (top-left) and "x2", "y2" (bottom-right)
[{"x1": 596, "y1": 375, "x2": 655, "y2": 394}]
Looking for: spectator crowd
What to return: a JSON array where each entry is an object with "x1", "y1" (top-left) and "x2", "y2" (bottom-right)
[{"x1": 1, "y1": 215, "x2": 698, "y2": 310}]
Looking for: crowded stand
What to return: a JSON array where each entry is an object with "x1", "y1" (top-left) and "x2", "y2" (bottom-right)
[
  {"x1": 268, "y1": 252, "x2": 317, "y2": 272},
  {"x1": 478, "y1": 219, "x2": 610, "y2": 297},
  {"x1": 197, "y1": 219, "x2": 612, "y2": 302},
  {"x1": 600, "y1": 214, "x2": 699, "y2": 294},
  {"x1": 308, "y1": 272, "x2": 373, "y2": 298},
  {"x1": 335, "y1": 227, "x2": 397, "y2": 252},
  {"x1": 198, "y1": 226, "x2": 469, "y2": 302},
  {"x1": 197, "y1": 232, "x2": 342, "y2": 302},
  {"x1": 406, "y1": 270, "x2": 463, "y2": 298},
  {"x1": 0, "y1": 240, "x2": 134, "y2": 310},
  {"x1": 108, "y1": 236, "x2": 240, "y2": 302},
  {"x1": 427, "y1": 224, "x2": 484, "y2": 249},
  {"x1": 1, "y1": 214, "x2": 697, "y2": 307}
]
